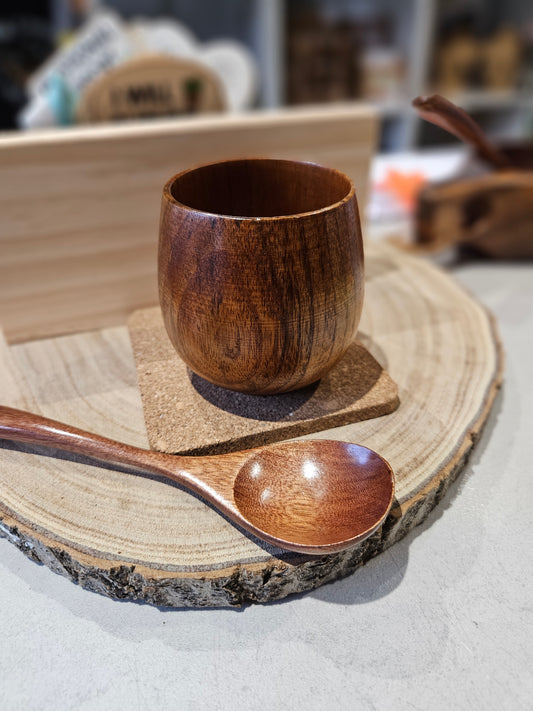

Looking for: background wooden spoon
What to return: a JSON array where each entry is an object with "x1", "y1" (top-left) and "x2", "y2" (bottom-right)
[
  {"x1": 0, "y1": 405, "x2": 395, "y2": 556},
  {"x1": 412, "y1": 94, "x2": 512, "y2": 170}
]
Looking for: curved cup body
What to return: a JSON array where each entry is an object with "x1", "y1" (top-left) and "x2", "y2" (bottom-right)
[{"x1": 159, "y1": 158, "x2": 364, "y2": 394}]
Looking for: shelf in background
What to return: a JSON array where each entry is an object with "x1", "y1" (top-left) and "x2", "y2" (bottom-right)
[{"x1": 437, "y1": 89, "x2": 533, "y2": 112}]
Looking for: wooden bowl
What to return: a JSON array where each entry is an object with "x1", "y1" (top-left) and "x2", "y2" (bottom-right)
[{"x1": 158, "y1": 158, "x2": 364, "y2": 394}]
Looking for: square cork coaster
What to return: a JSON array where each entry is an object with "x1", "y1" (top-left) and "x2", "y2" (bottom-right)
[{"x1": 127, "y1": 307, "x2": 399, "y2": 454}]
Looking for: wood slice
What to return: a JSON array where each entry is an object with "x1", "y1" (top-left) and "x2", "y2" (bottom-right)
[
  {"x1": 0, "y1": 242, "x2": 502, "y2": 607},
  {"x1": 77, "y1": 54, "x2": 226, "y2": 123}
]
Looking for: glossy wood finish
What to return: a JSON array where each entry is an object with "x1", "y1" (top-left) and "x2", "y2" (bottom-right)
[
  {"x1": 159, "y1": 158, "x2": 364, "y2": 394},
  {"x1": 412, "y1": 94, "x2": 511, "y2": 170},
  {"x1": 0, "y1": 405, "x2": 394, "y2": 555}
]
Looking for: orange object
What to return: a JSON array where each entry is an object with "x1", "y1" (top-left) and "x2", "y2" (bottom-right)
[{"x1": 379, "y1": 168, "x2": 427, "y2": 210}]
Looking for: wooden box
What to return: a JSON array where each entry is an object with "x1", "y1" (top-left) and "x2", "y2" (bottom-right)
[{"x1": 0, "y1": 103, "x2": 378, "y2": 343}]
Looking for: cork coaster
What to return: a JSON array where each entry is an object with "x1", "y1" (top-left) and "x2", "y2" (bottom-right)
[{"x1": 127, "y1": 307, "x2": 399, "y2": 454}]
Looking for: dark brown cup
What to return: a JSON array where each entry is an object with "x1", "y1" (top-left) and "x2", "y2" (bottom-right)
[{"x1": 159, "y1": 158, "x2": 364, "y2": 394}]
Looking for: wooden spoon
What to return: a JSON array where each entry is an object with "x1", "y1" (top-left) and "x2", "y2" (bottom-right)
[
  {"x1": 0, "y1": 405, "x2": 394, "y2": 555},
  {"x1": 412, "y1": 94, "x2": 512, "y2": 170}
]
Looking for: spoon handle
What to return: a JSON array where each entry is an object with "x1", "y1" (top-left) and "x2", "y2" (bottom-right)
[
  {"x1": 0, "y1": 405, "x2": 168, "y2": 476},
  {"x1": 412, "y1": 94, "x2": 511, "y2": 170},
  {"x1": 0, "y1": 404, "x2": 246, "y2": 531}
]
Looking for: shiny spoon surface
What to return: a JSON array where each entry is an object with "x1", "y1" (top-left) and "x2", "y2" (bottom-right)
[
  {"x1": 412, "y1": 94, "x2": 511, "y2": 170},
  {"x1": 0, "y1": 405, "x2": 394, "y2": 555}
]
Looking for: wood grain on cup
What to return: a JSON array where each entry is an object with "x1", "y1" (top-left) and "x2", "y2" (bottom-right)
[{"x1": 159, "y1": 158, "x2": 364, "y2": 394}]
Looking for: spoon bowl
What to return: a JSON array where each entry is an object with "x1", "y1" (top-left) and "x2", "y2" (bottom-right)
[
  {"x1": 234, "y1": 440, "x2": 394, "y2": 549},
  {"x1": 0, "y1": 406, "x2": 394, "y2": 555}
]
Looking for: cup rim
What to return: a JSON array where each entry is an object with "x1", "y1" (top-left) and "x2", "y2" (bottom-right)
[{"x1": 162, "y1": 157, "x2": 356, "y2": 221}]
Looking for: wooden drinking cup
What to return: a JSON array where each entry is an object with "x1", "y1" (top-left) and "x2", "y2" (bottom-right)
[{"x1": 158, "y1": 158, "x2": 364, "y2": 394}]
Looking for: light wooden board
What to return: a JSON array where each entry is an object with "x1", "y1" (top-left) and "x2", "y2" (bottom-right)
[
  {"x1": 0, "y1": 103, "x2": 377, "y2": 344},
  {"x1": 0, "y1": 243, "x2": 502, "y2": 607}
]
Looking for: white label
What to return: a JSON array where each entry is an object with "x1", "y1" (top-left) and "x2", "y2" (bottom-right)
[{"x1": 29, "y1": 11, "x2": 131, "y2": 98}]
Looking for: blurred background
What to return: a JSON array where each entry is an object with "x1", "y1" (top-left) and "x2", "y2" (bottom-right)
[{"x1": 1, "y1": 0, "x2": 532, "y2": 151}]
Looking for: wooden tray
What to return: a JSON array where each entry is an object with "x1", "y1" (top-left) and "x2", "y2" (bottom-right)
[{"x1": 0, "y1": 242, "x2": 502, "y2": 607}]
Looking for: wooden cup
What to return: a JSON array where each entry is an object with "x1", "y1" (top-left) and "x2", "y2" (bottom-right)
[{"x1": 158, "y1": 158, "x2": 364, "y2": 394}]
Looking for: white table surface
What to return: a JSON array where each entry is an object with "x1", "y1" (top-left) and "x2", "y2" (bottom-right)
[{"x1": 1, "y1": 171, "x2": 533, "y2": 710}]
